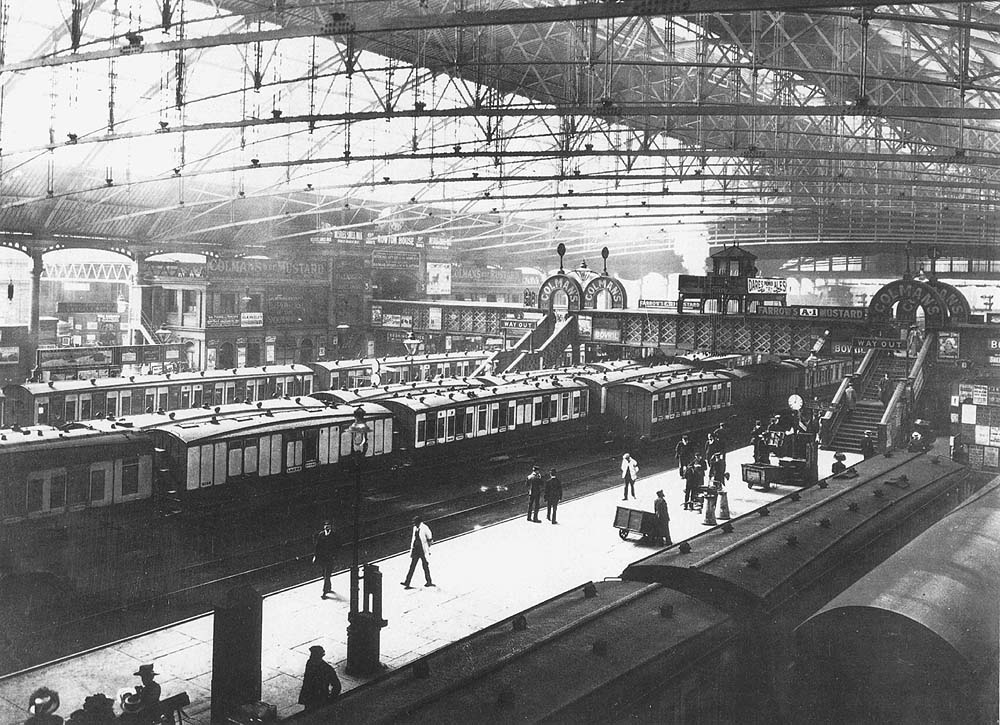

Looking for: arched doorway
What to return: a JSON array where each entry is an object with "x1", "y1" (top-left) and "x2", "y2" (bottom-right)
[
  {"x1": 218, "y1": 341, "x2": 235, "y2": 369},
  {"x1": 299, "y1": 338, "x2": 315, "y2": 363}
]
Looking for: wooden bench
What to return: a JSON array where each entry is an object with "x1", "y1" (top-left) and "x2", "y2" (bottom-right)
[{"x1": 154, "y1": 692, "x2": 190, "y2": 724}]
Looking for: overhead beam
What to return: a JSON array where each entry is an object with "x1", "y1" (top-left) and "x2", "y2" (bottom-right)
[{"x1": 0, "y1": 0, "x2": 963, "y2": 74}]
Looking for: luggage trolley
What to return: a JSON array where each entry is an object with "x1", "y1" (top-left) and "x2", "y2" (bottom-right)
[{"x1": 613, "y1": 506, "x2": 657, "y2": 541}]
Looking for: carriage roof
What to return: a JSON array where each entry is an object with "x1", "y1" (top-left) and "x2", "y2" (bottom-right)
[
  {"x1": 10, "y1": 364, "x2": 312, "y2": 395},
  {"x1": 156, "y1": 402, "x2": 391, "y2": 445},
  {"x1": 375, "y1": 379, "x2": 587, "y2": 414}
]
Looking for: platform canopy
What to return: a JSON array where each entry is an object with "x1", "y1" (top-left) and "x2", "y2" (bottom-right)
[{"x1": 1, "y1": 1, "x2": 1000, "y2": 270}]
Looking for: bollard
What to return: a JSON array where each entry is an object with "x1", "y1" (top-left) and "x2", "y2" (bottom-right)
[
  {"x1": 701, "y1": 491, "x2": 718, "y2": 526},
  {"x1": 211, "y1": 585, "x2": 263, "y2": 724},
  {"x1": 716, "y1": 490, "x2": 730, "y2": 519}
]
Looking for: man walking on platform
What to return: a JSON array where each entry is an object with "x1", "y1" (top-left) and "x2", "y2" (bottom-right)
[
  {"x1": 621, "y1": 453, "x2": 639, "y2": 500},
  {"x1": 704, "y1": 432, "x2": 726, "y2": 484},
  {"x1": 526, "y1": 465, "x2": 544, "y2": 522},
  {"x1": 544, "y1": 468, "x2": 563, "y2": 524},
  {"x1": 312, "y1": 520, "x2": 338, "y2": 599},
  {"x1": 402, "y1": 515, "x2": 434, "y2": 588}
]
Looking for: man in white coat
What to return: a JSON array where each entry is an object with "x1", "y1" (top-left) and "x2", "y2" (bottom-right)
[
  {"x1": 621, "y1": 453, "x2": 639, "y2": 500},
  {"x1": 402, "y1": 515, "x2": 434, "y2": 588}
]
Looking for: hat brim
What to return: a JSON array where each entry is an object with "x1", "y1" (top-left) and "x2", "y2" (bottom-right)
[{"x1": 133, "y1": 670, "x2": 158, "y2": 676}]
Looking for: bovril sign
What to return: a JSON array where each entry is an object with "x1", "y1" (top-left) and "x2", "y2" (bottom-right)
[{"x1": 537, "y1": 275, "x2": 582, "y2": 310}]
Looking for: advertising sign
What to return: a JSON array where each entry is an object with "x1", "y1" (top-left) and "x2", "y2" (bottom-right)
[
  {"x1": 426, "y1": 263, "x2": 452, "y2": 295},
  {"x1": 638, "y1": 299, "x2": 671, "y2": 309},
  {"x1": 577, "y1": 314, "x2": 593, "y2": 340},
  {"x1": 372, "y1": 249, "x2": 420, "y2": 269},
  {"x1": 747, "y1": 278, "x2": 789, "y2": 295},
  {"x1": 592, "y1": 327, "x2": 622, "y2": 343},
  {"x1": 240, "y1": 312, "x2": 264, "y2": 328},
  {"x1": 428, "y1": 307, "x2": 442, "y2": 331},
  {"x1": 37, "y1": 347, "x2": 114, "y2": 369},
  {"x1": 938, "y1": 332, "x2": 960, "y2": 360},
  {"x1": 370, "y1": 305, "x2": 383, "y2": 325},
  {"x1": 57, "y1": 302, "x2": 119, "y2": 314},
  {"x1": 0, "y1": 346, "x2": 19, "y2": 364},
  {"x1": 206, "y1": 258, "x2": 328, "y2": 281},
  {"x1": 207, "y1": 314, "x2": 240, "y2": 328},
  {"x1": 754, "y1": 305, "x2": 865, "y2": 320}
]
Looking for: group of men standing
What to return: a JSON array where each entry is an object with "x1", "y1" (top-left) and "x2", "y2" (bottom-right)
[
  {"x1": 673, "y1": 426, "x2": 728, "y2": 511},
  {"x1": 526, "y1": 465, "x2": 563, "y2": 524}
]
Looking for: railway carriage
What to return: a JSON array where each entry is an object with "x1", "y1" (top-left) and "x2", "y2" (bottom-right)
[
  {"x1": 378, "y1": 379, "x2": 591, "y2": 461},
  {"x1": 606, "y1": 370, "x2": 733, "y2": 441},
  {"x1": 574, "y1": 364, "x2": 696, "y2": 415},
  {"x1": 4, "y1": 364, "x2": 314, "y2": 427},
  {"x1": 308, "y1": 352, "x2": 491, "y2": 390},
  {"x1": 149, "y1": 402, "x2": 394, "y2": 493},
  {"x1": 311, "y1": 378, "x2": 486, "y2": 406},
  {"x1": 0, "y1": 426, "x2": 153, "y2": 523}
]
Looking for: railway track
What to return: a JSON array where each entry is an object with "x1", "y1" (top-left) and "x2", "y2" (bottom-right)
[{"x1": 0, "y1": 437, "x2": 686, "y2": 674}]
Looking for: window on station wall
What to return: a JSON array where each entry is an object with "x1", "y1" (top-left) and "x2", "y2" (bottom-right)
[
  {"x1": 244, "y1": 294, "x2": 262, "y2": 313},
  {"x1": 182, "y1": 290, "x2": 199, "y2": 313},
  {"x1": 246, "y1": 341, "x2": 261, "y2": 367},
  {"x1": 212, "y1": 292, "x2": 237, "y2": 315},
  {"x1": 163, "y1": 289, "x2": 178, "y2": 313}
]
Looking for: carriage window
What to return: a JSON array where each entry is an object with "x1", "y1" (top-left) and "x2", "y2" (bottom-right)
[
  {"x1": 416, "y1": 414, "x2": 426, "y2": 445},
  {"x1": 560, "y1": 393, "x2": 570, "y2": 419},
  {"x1": 81, "y1": 396, "x2": 92, "y2": 420},
  {"x1": 507, "y1": 401, "x2": 516, "y2": 427},
  {"x1": 489, "y1": 404, "x2": 500, "y2": 433},
  {"x1": 550, "y1": 395, "x2": 559, "y2": 420},
  {"x1": 50, "y1": 472, "x2": 66, "y2": 508},
  {"x1": 64, "y1": 397, "x2": 77, "y2": 422},
  {"x1": 89, "y1": 469, "x2": 106, "y2": 502},
  {"x1": 533, "y1": 396, "x2": 543, "y2": 423},
  {"x1": 26, "y1": 477, "x2": 43, "y2": 513},
  {"x1": 464, "y1": 409, "x2": 474, "y2": 436},
  {"x1": 447, "y1": 410, "x2": 456, "y2": 439},
  {"x1": 573, "y1": 392, "x2": 582, "y2": 417},
  {"x1": 478, "y1": 405, "x2": 488, "y2": 434},
  {"x1": 122, "y1": 458, "x2": 140, "y2": 496},
  {"x1": 304, "y1": 429, "x2": 319, "y2": 464},
  {"x1": 144, "y1": 390, "x2": 156, "y2": 412},
  {"x1": 180, "y1": 386, "x2": 191, "y2": 408},
  {"x1": 228, "y1": 441, "x2": 244, "y2": 477},
  {"x1": 200, "y1": 444, "x2": 215, "y2": 486},
  {"x1": 68, "y1": 470, "x2": 89, "y2": 506}
]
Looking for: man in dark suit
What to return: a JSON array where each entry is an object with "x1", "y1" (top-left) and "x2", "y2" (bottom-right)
[
  {"x1": 313, "y1": 520, "x2": 338, "y2": 599},
  {"x1": 526, "y1": 465, "x2": 544, "y2": 522},
  {"x1": 544, "y1": 469, "x2": 563, "y2": 524}
]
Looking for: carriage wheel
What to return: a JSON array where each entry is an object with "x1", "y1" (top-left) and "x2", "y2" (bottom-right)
[{"x1": 618, "y1": 529, "x2": 629, "y2": 540}]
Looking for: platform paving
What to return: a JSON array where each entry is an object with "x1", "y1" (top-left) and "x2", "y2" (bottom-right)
[{"x1": 0, "y1": 446, "x2": 859, "y2": 724}]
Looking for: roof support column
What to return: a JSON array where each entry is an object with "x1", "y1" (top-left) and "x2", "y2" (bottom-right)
[{"x1": 27, "y1": 249, "x2": 44, "y2": 379}]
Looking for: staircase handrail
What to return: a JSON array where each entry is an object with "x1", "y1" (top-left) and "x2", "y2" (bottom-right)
[
  {"x1": 819, "y1": 348, "x2": 877, "y2": 446},
  {"x1": 471, "y1": 351, "x2": 500, "y2": 377},
  {"x1": 877, "y1": 332, "x2": 935, "y2": 451},
  {"x1": 536, "y1": 316, "x2": 578, "y2": 369}
]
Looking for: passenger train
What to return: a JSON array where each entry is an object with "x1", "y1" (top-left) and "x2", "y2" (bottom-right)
[
  {"x1": 0, "y1": 356, "x2": 852, "y2": 523},
  {"x1": 2, "y1": 352, "x2": 494, "y2": 427}
]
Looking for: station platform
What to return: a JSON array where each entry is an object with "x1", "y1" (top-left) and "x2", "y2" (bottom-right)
[{"x1": 0, "y1": 446, "x2": 859, "y2": 724}]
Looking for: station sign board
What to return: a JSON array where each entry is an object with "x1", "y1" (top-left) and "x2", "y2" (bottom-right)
[
  {"x1": 501, "y1": 317, "x2": 535, "y2": 332},
  {"x1": 638, "y1": 299, "x2": 672, "y2": 309},
  {"x1": 831, "y1": 337, "x2": 904, "y2": 355},
  {"x1": 57, "y1": 302, "x2": 119, "y2": 314}
]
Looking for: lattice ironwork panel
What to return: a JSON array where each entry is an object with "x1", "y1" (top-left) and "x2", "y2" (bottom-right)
[
  {"x1": 752, "y1": 323, "x2": 772, "y2": 354},
  {"x1": 772, "y1": 324, "x2": 792, "y2": 354},
  {"x1": 696, "y1": 321, "x2": 713, "y2": 350},
  {"x1": 445, "y1": 310, "x2": 462, "y2": 332},
  {"x1": 715, "y1": 320, "x2": 736, "y2": 352},
  {"x1": 414, "y1": 309, "x2": 429, "y2": 330},
  {"x1": 791, "y1": 328, "x2": 813, "y2": 355},
  {"x1": 659, "y1": 318, "x2": 677, "y2": 347},
  {"x1": 678, "y1": 318, "x2": 697, "y2": 349},
  {"x1": 485, "y1": 310, "x2": 502, "y2": 334},
  {"x1": 732, "y1": 320, "x2": 752, "y2": 352},
  {"x1": 624, "y1": 317, "x2": 643, "y2": 345}
]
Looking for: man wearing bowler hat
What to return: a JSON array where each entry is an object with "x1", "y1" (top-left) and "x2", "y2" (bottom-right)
[{"x1": 298, "y1": 645, "x2": 342, "y2": 712}]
